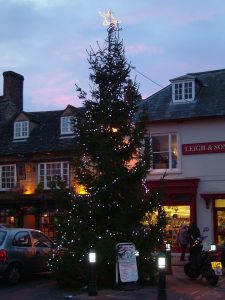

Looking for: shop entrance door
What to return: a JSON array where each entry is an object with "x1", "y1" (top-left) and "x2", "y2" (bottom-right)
[{"x1": 23, "y1": 214, "x2": 35, "y2": 228}]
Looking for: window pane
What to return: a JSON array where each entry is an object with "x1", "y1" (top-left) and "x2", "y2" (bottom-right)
[
  {"x1": 13, "y1": 231, "x2": 31, "y2": 247},
  {"x1": 184, "y1": 82, "x2": 192, "y2": 99},
  {"x1": 152, "y1": 135, "x2": 169, "y2": 152},
  {"x1": 171, "y1": 135, "x2": 177, "y2": 168},
  {"x1": 153, "y1": 153, "x2": 169, "y2": 169}
]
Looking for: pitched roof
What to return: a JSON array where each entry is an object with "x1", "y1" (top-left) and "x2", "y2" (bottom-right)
[
  {"x1": 0, "y1": 106, "x2": 80, "y2": 157},
  {"x1": 0, "y1": 98, "x2": 18, "y2": 125},
  {"x1": 137, "y1": 69, "x2": 225, "y2": 122}
]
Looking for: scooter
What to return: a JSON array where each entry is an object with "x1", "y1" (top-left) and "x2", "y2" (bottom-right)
[{"x1": 184, "y1": 227, "x2": 223, "y2": 286}]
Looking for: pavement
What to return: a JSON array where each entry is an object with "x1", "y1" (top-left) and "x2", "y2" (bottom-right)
[
  {"x1": 1, "y1": 253, "x2": 225, "y2": 300},
  {"x1": 56, "y1": 254, "x2": 191, "y2": 300}
]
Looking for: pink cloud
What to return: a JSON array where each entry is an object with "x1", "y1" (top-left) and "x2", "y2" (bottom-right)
[
  {"x1": 51, "y1": 45, "x2": 87, "y2": 62},
  {"x1": 26, "y1": 72, "x2": 79, "y2": 110}
]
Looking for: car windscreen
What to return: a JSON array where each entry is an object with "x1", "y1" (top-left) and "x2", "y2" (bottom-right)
[{"x1": 0, "y1": 230, "x2": 7, "y2": 246}]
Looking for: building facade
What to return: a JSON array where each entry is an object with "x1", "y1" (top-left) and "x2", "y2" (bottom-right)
[
  {"x1": 139, "y1": 69, "x2": 225, "y2": 249},
  {"x1": 1, "y1": 69, "x2": 225, "y2": 249},
  {"x1": 0, "y1": 71, "x2": 81, "y2": 239}
]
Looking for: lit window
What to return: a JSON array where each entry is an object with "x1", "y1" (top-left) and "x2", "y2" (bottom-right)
[
  {"x1": 173, "y1": 81, "x2": 194, "y2": 102},
  {"x1": 151, "y1": 133, "x2": 178, "y2": 171},
  {"x1": 60, "y1": 116, "x2": 74, "y2": 135},
  {"x1": 14, "y1": 121, "x2": 29, "y2": 139},
  {"x1": 38, "y1": 162, "x2": 69, "y2": 189},
  {"x1": 0, "y1": 165, "x2": 16, "y2": 190}
]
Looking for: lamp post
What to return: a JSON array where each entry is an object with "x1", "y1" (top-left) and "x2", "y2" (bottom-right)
[
  {"x1": 88, "y1": 249, "x2": 98, "y2": 296},
  {"x1": 165, "y1": 242, "x2": 172, "y2": 275},
  {"x1": 157, "y1": 253, "x2": 167, "y2": 300}
]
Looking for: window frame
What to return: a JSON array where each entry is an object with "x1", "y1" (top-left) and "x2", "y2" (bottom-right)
[
  {"x1": 150, "y1": 133, "x2": 179, "y2": 173},
  {"x1": 0, "y1": 164, "x2": 17, "y2": 190},
  {"x1": 38, "y1": 161, "x2": 70, "y2": 190},
  {"x1": 172, "y1": 80, "x2": 195, "y2": 103},
  {"x1": 13, "y1": 120, "x2": 29, "y2": 139},
  {"x1": 60, "y1": 116, "x2": 74, "y2": 135}
]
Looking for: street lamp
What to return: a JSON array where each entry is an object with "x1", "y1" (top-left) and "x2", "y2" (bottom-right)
[
  {"x1": 157, "y1": 253, "x2": 167, "y2": 300},
  {"x1": 88, "y1": 249, "x2": 98, "y2": 296},
  {"x1": 165, "y1": 241, "x2": 172, "y2": 275}
]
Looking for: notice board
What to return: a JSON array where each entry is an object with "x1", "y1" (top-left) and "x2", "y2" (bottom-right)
[{"x1": 116, "y1": 243, "x2": 138, "y2": 283}]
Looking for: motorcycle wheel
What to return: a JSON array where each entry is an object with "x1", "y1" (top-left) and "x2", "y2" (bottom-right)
[
  {"x1": 184, "y1": 262, "x2": 199, "y2": 278},
  {"x1": 206, "y1": 270, "x2": 219, "y2": 286}
]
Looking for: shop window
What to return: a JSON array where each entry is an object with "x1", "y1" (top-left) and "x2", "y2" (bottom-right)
[
  {"x1": 0, "y1": 211, "x2": 8, "y2": 224},
  {"x1": 164, "y1": 205, "x2": 190, "y2": 248},
  {"x1": 40, "y1": 212, "x2": 56, "y2": 240},
  {"x1": 215, "y1": 199, "x2": 225, "y2": 245},
  {"x1": 0, "y1": 210, "x2": 17, "y2": 226},
  {"x1": 151, "y1": 133, "x2": 178, "y2": 171},
  {"x1": 0, "y1": 210, "x2": 18, "y2": 227}
]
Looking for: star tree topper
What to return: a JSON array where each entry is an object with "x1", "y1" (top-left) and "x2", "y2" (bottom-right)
[{"x1": 99, "y1": 9, "x2": 121, "y2": 29}]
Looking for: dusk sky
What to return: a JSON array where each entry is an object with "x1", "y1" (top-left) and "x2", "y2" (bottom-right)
[{"x1": 1, "y1": 0, "x2": 225, "y2": 112}]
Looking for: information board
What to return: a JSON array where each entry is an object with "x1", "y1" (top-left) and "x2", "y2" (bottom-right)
[{"x1": 116, "y1": 243, "x2": 138, "y2": 283}]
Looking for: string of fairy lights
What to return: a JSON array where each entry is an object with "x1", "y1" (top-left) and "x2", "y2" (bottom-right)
[{"x1": 48, "y1": 13, "x2": 165, "y2": 271}]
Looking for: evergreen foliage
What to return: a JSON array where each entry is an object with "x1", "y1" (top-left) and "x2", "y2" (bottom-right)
[{"x1": 49, "y1": 22, "x2": 166, "y2": 288}]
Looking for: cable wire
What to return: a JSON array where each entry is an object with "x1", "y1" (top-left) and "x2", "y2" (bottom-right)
[{"x1": 130, "y1": 65, "x2": 164, "y2": 88}]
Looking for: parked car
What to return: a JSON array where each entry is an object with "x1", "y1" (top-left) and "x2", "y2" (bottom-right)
[{"x1": 0, "y1": 226, "x2": 56, "y2": 285}]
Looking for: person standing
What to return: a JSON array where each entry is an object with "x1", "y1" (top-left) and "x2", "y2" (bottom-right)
[
  {"x1": 188, "y1": 222, "x2": 201, "y2": 268},
  {"x1": 177, "y1": 224, "x2": 189, "y2": 261}
]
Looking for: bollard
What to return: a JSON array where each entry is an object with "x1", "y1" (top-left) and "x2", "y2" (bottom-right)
[
  {"x1": 157, "y1": 253, "x2": 167, "y2": 300},
  {"x1": 88, "y1": 249, "x2": 98, "y2": 296},
  {"x1": 210, "y1": 243, "x2": 216, "y2": 251},
  {"x1": 165, "y1": 242, "x2": 172, "y2": 275}
]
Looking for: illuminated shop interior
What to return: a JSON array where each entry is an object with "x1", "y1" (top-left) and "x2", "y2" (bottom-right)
[
  {"x1": 215, "y1": 199, "x2": 225, "y2": 245},
  {"x1": 164, "y1": 205, "x2": 190, "y2": 247}
]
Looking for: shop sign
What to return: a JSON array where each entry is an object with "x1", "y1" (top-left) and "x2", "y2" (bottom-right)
[
  {"x1": 116, "y1": 243, "x2": 138, "y2": 283},
  {"x1": 182, "y1": 141, "x2": 225, "y2": 155}
]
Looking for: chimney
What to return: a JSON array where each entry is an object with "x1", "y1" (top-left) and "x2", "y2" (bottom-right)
[{"x1": 3, "y1": 71, "x2": 24, "y2": 111}]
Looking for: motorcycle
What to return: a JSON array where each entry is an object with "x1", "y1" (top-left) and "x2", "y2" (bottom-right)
[{"x1": 184, "y1": 227, "x2": 223, "y2": 286}]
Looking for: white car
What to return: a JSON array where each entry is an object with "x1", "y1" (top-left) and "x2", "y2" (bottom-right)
[{"x1": 0, "y1": 227, "x2": 56, "y2": 285}]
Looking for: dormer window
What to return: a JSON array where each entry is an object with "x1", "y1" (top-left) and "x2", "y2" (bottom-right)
[
  {"x1": 60, "y1": 116, "x2": 73, "y2": 135},
  {"x1": 172, "y1": 80, "x2": 195, "y2": 102},
  {"x1": 14, "y1": 121, "x2": 29, "y2": 139}
]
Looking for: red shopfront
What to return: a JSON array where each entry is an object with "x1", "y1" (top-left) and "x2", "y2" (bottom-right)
[
  {"x1": 146, "y1": 178, "x2": 199, "y2": 251},
  {"x1": 201, "y1": 193, "x2": 225, "y2": 245}
]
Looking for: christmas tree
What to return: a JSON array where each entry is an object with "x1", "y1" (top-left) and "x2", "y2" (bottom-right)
[{"x1": 49, "y1": 16, "x2": 166, "y2": 288}]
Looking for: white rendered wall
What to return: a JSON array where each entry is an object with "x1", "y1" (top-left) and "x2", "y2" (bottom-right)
[{"x1": 147, "y1": 118, "x2": 225, "y2": 243}]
